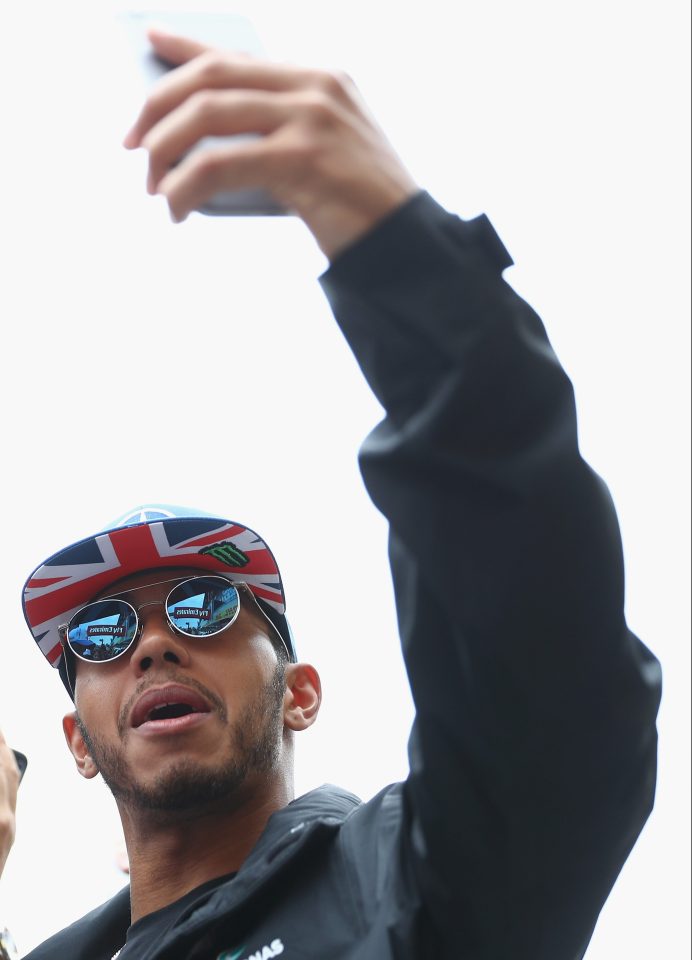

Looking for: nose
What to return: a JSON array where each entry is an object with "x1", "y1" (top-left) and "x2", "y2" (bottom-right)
[{"x1": 132, "y1": 607, "x2": 192, "y2": 676}]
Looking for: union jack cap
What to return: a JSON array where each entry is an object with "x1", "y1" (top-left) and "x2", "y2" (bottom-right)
[{"x1": 22, "y1": 504, "x2": 295, "y2": 694}]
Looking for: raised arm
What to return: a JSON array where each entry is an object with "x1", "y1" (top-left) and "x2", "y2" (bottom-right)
[
  {"x1": 129, "y1": 35, "x2": 661, "y2": 958},
  {"x1": 320, "y1": 192, "x2": 662, "y2": 957}
]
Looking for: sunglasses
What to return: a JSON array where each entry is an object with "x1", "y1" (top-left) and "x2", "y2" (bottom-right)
[{"x1": 59, "y1": 575, "x2": 249, "y2": 665}]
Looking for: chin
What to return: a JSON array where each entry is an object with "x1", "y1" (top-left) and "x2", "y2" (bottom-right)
[
  {"x1": 78, "y1": 670, "x2": 285, "y2": 816},
  {"x1": 126, "y1": 758, "x2": 252, "y2": 816}
]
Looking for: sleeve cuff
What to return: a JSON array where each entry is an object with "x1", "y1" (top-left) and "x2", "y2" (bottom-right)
[{"x1": 321, "y1": 191, "x2": 513, "y2": 293}]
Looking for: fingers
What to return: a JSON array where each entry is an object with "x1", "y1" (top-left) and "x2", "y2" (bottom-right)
[
  {"x1": 0, "y1": 736, "x2": 20, "y2": 802},
  {"x1": 149, "y1": 86, "x2": 355, "y2": 222},
  {"x1": 126, "y1": 29, "x2": 211, "y2": 153},
  {"x1": 146, "y1": 26, "x2": 209, "y2": 66},
  {"x1": 0, "y1": 734, "x2": 19, "y2": 876},
  {"x1": 124, "y1": 43, "x2": 324, "y2": 149},
  {"x1": 142, "y1": 89, "x2": 293, "y2": 195},
  {"x1": 157, "y1": 137, "x2": 284, "y2": 223},
  {"x1": 125, "y1": 34, "x2": 418, "y2": 253}
]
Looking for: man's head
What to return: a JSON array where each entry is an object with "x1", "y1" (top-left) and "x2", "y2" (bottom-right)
[
  {"x1": 22, "y1": 506, "x2": 321, "y2": 820},
  {"x1": 62, "y1": 566, "x2": 320, "y2": 821}
]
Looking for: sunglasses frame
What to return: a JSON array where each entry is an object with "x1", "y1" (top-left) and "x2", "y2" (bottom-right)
[{"x1": 59, "y1": 574, "x2": 248, "y2": 667}]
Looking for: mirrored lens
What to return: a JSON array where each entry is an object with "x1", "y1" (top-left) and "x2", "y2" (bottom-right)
[
  {"x1": 67, "y1": 600, "x2": 138, "y2": 661},
  {"x1": 167, "y1": 577, "x2": 240, "y2": 637}
]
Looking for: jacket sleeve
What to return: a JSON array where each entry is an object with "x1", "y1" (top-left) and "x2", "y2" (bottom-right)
[{"x1": 319, "y1": 191, "x2": 662, "y2": 959}]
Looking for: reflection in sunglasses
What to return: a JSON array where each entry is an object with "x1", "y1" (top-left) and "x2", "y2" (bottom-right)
[{"x1": 64, "y1": 577, "x2": 243, "y2": 663}]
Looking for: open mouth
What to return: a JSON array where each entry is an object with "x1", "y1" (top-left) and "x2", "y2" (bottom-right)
[
  {"x1": 146, "y1": 703, "x2": 198, "y2": 722},
  {"x1": 130, "y1": 684, "x2": 213, "y2": 729}
]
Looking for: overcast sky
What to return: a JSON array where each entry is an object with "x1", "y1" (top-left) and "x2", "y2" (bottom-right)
[{"x1": 0, "y1": 1, "x2": 689, "y2": 956}]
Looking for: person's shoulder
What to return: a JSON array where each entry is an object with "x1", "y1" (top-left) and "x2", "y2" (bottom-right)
[
  {"x1": 334, "y1": 783, "x2": 413, "y2": 904},
  {"x1": 280, "y1": 783, "x2": 407, "y2": 872},
  {"x1": 306, "y1": 781, "x2": 408, "y2": 855},
  {"x1": 342, "y1": 781, "x2": 407, "y2": 829},
  {"x1": 288, "y1": 784, "x2": 363, "y2": 821},
  {"x1": 22, "y1": 885, "x2": 130, "y2": 960},
  {"x1": 290, "y1": 781, "x2": 405, "y2": 829}
]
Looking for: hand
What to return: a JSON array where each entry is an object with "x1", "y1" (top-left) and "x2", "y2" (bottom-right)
[
  {"x1": 124, "y1": 29, "x2": 419, "y2": 258},
  {"x1": 0, "y1": 733, "x2": 19, "y2": 879}
]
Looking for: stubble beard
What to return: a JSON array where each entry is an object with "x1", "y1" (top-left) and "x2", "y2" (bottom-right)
[{"x1": 76, "y1": 662, "x2": 286, "y2": 822}]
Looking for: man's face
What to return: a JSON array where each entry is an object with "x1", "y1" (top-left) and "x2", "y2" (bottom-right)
[{"x1": 67, "y1": 567, "x2": 287, "y2": 819}]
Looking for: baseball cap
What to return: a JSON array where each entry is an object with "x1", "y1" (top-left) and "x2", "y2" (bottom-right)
[{"x1": 21, "y1": 504, "x2": 296, "y2": 698}]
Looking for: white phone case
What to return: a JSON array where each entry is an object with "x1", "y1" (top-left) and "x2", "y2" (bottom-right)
[{"x1": 118, "y1": 10, "x2": 286, "y2": 216}]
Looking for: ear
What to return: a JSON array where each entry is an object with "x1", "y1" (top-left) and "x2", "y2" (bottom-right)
[
  {"x1": 283, "y1": 663, "x2": 322, "y2": 732},
  {"x1": 63, "y1": 712, "x2": 100, "y2": 780}
]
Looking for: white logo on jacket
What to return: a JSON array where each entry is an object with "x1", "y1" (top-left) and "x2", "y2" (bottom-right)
[{"x1": 218, "y1": 939, "x2": 284, "y2": 960}]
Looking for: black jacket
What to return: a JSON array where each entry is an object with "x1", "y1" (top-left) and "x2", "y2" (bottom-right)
[{"x1": 25, "y1": 193, "x2": 662, "y2": 960}]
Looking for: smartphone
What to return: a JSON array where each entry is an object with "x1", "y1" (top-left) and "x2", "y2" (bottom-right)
[
  {"x1": 117, "y1": 10, "x2": 286, "y2": 217},
  {"x1": 11, "y1": 750, "x2": 27, "y2": 784}
]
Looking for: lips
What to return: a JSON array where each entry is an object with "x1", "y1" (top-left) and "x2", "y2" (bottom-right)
[{"x1": 130, "y1": 684, "x2": 213, "y2": 729}]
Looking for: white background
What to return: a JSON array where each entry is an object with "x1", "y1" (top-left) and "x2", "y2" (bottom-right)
[{"x1": 0, "y1": 0, "x2": 689, "y2": 956}]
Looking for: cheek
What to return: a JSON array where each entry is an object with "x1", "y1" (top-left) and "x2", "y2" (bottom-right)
[
  {"x1": 74, "y1": 666, "x2": 124, "y2": 729},
  {"x1": 204, "y1": 636, "x2": 279, "y2": 699},
  {"x1": 245, "y1": 635, "x2": 281, "y2": 673}
]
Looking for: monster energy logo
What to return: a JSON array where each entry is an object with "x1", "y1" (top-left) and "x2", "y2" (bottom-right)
[{"x1": 199, "y1": 541, "x2": 250, "y2": 568}]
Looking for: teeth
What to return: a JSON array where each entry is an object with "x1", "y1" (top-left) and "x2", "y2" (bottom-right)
[{"x1": 148, "y1": 703, "x2": 195, "y2": 721}]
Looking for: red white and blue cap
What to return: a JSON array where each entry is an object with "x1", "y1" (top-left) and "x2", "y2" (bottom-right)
[{"x1": 22, "y1": 504, "x2": 296, "y2": 696}]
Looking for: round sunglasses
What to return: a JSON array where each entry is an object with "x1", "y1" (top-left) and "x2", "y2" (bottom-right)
[{"x1": 59, "y1": 575, "x2": 249, "y2": 665}]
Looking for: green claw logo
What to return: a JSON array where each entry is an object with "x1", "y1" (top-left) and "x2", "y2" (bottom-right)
[{"x1": 199, "y1": 541, "x2": 250, "y2": 568}]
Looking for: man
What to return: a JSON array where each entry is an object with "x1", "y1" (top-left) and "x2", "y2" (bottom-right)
[{"x1": 18, "y1": 26, "x2": 661, "y2": 960}]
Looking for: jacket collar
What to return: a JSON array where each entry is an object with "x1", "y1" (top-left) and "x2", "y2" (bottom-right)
[
  {"x1": 144, "y1": 785, "x2": 362, "y2": 960},
  {"x1": 253, "y1": 783, "x2": 361, "y2": 851},
  {"x1": 28, "y1": 786, "x2": 361, "y2": 960}
]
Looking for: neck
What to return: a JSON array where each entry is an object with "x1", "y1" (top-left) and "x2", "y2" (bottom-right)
[{"x1": 120, "y1": 774, "x2": 293, "y2": 923}]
